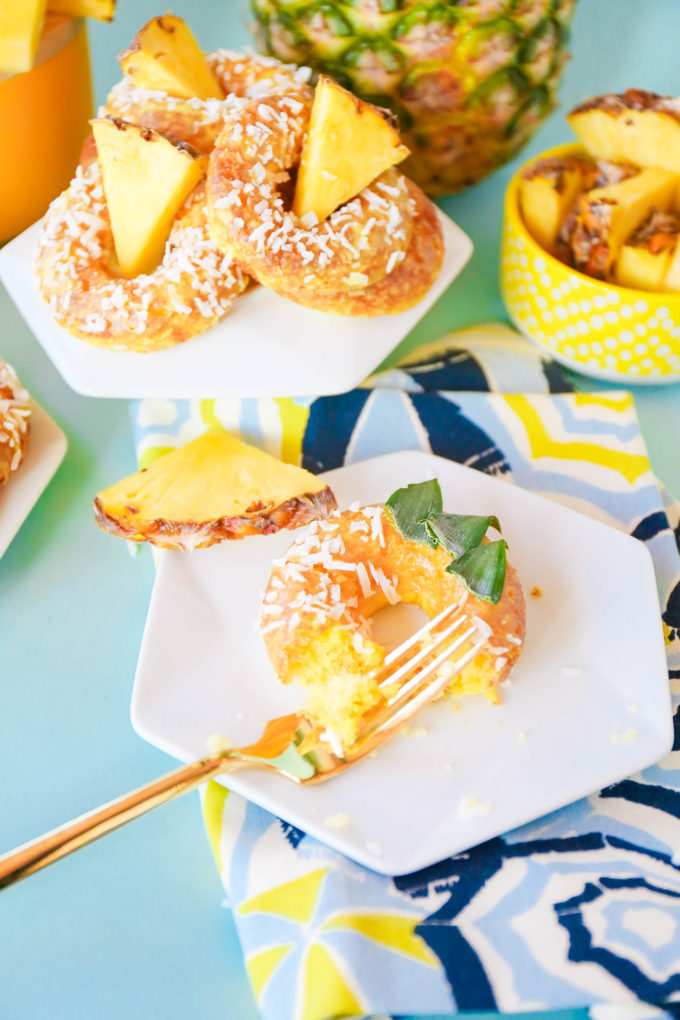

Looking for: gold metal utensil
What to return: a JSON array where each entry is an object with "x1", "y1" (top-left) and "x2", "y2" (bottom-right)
[{"x1": 0, "y1": 598, "x2": 486, "y2": 889}]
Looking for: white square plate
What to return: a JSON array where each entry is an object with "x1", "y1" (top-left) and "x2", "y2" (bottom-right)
[
  {"x1": 0, "y1": 400, "x2": 67, "y2": 558},
  {"x1": 0, "y1": 212, "x2": 471, "y2": 399},
  {"x1": 131, "y1": 450, "x2": 673, "y2": 875}
]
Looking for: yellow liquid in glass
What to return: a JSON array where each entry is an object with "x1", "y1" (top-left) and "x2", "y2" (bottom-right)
[{"x1": 0, "y1": 15, "x2": 93, "y2": 243}]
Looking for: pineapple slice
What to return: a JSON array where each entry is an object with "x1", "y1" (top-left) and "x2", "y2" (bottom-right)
[
  {"x1": 519, "y1": 157, "x2": 587, "y2": 254},
  {"x1": 47, "y1": 0, "x2": 115, "y2": 21},
  {"x1": 663, "y1": 242, "x2": 680, "y2": 292},
  {"x1": 118, "y1": 14, "x2": 224, "y2": 101},
  {"x1": 614, "y1": 209, "x2": 680, "y2": 291},
  {"x1": 0, "y1": 0, "x2": 47, "y2": 74},
  {"x1": 573, "y1": 167, "x2": 678, "y2": 278},
  {"x1": 91, "y1": 116, "x2": 208, "y2": 278},
  {"x1": 93, "y1": 428, "x2": 337, "y2": 550},
  {"x1": 293, "y1": 75, "x2": 410, "y2": 224},
  {"x1": 569, "y1": 90, "x2": 680, "y2": 175}
]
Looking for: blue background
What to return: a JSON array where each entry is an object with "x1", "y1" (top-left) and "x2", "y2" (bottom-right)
[{"x1": 2, "y1": 2, "x2": 680, "y2": 1018}]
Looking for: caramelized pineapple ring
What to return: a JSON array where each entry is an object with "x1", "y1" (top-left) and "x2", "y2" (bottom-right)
[
  {"x1": 207, "y1": 93, "x2": 416, "y2": 302},
  {"x1": 260, "y1": 505, "x2": 525, "y2": 748},
  {"x1": 35, "y1": 161, "x2": 247, "y2": 353},
  {"x1": 105, "y1": 50, "x2": 313, "y2": 156},
  {"x1": 0, "y1": 357, "x2": 30, "y2": 485}
]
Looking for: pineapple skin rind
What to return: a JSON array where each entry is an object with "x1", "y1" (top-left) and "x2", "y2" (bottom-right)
[
  {"x1": 251, "y1": 0, "x2": 578, "y2": 195},
  {"x1": 93, "y1": 485, "x2": 337, "y2": 549}
]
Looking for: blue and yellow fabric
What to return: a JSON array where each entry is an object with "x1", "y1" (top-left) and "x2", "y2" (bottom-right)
[{"x1": 131, "y1": 324, "x2": 680, "y2": 1020}]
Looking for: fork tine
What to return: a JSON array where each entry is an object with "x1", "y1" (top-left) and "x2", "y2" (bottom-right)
[
  {"x1": 353, "y1": 604, "x2": 489, "y2": 746},
  {"x1": 378, "y1": 598, "x2": 471, "y2": 690},
  {"x1": 382, "y1": 594, "x2": 468, "y2": 668}
]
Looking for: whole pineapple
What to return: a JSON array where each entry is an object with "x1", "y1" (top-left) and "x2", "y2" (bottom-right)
[{"x1": 251, "y1": 0, "x2": 578, "y2": 195}]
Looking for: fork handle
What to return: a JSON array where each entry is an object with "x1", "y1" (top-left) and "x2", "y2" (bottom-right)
[{"x1": 0, "y1": 753, "x2": 251, "y2": 890}]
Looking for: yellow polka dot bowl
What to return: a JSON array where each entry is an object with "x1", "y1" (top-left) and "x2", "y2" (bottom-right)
[{"x1": 501, "y1": 143, "x2": 680, "y2": 384}]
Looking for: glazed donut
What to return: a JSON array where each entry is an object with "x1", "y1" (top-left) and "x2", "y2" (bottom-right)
[
  {"x1": 207, "y1": 93, "x2": 418, "y2": 302},
  {"x1": 0, "y1": 357, "x2": 30, "y2": 485},
  {"x1": 35, "y1": 160, "x2": 247, "y2": 353},
  {"x1": 260, "y1": 504, "x2": 525, "y2": 748},
  {"x1": 281, "y1": 180, "x2": 444, "y2": 316},
  {"x1": 105, "y1": 50, "x2": 313, "y2": 156}
]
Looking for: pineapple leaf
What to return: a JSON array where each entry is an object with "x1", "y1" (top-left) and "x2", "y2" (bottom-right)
[
  {"x1": 385, "y1": 478, "x2": 442, "y2": 548},
  {"x1": 445, "y1": 540, "x2": 508, "y2": 605},
  {"x1": 427, "y1": 512, "x2": 501, "y2": 558}
]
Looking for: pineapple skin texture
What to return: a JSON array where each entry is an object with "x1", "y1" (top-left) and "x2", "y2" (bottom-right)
[
  {"x1": 93, "y1": 485, "x2": 337, "y2": 548},
  {"x1": 251, "y1": 0, "x2": 578, "y2": 195}
]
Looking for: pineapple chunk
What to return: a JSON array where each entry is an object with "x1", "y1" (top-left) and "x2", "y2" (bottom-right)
[
  {"x1": 614, "y1": 209, "x2": 680, "y2": 290},
  {"x1": 569, "y1": 91, "x2": 680, "y2": 175},
  {"x1": 118, "y1": 14, "x2": 223, "y2": 100},
  {"x1": 93, "y1": 428, "x2": 337, "y2": 550},
  {"x1": 293, "y1": 75, "x2": 409, "y2": 224},
  {"x1": 519, "y1": 157, "x2": 586, "y2": 254},
  {"x1": 47, "y1": 0, "x2": 115, "y2": 21},
  {"x1": 575, "y1": 167, "x2": 678, "y2": 277},
  {"x1": 616, "y1": 246, "x2": 673, "y2": 291},
  {"x1": 663, "y1": 244, "x2": 680, "y2": 292},
  {"x1": 0, "y1": 0, "x2": 47, "y2": 74},
  {"x1": 91, "y1": 116, "x2": 208, "y2": 278}
]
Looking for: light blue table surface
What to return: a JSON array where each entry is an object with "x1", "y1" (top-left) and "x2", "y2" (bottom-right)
[{"x1": 2, "y1": 2, "x2": 679, "y2": 1018}]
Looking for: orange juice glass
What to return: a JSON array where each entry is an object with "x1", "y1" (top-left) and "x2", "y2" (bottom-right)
[{"x1": 0, "y1": 14, "x2": 93, "y2": 243}]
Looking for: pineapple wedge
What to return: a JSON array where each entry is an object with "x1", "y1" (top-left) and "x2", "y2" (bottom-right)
[
  {"x1": 91, "y1": 116, "x2": 208, "y2": 278},
  {"x1": 519, "y1": 157, "x2": 588, "y2": 255},
  {"x1": 118, "y1": 14, "x2": 223, "y2": 100},
  {"x1": 663, "y1": 243, "x2": 680, "y2": 292},
  {"x1": 93, "y1": 428, "x2": 337, "y2": 550},
  {"x1": 0, "y1": 0, "x2": 47, "y2": 74},
  {"x1": 616, "y1": 246, "x2": 673, "y2": 291},
  {"x1": 614, "y1": 210, "x2": 680, "y2": 291},
  {"x1": 573, "y1": 167, "x2": 678, "y2": 278},
  {"x1": 293, "y1": 75, "x2": 410, "y2": 224},
  {"x1": 569, "y1": 90, "x2": 680, "y2": 175},
  {"x1": 47, "y1": 0, "x2": 115, "y2": 21}
]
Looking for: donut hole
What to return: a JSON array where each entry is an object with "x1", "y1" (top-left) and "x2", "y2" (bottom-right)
[{"x1": 369, "y1": 602, "x2": 429, "y2": 654}]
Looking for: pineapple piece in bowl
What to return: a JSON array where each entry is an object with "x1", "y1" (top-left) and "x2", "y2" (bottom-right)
[
  {"x1": 568, "y1": 90, "x2": 680, "y2": 176},
  {"x1": 614, "y1": 210, "x2": 680, "y2": 291},
  {"x1": 501, "y1": 143, "x2": 680, "y2": 384},
  {"x1": 518, "y1": 156, "x2": 591, "y2": 256},
  {"x1": 569, "y1": 167, "x2": 678, "y2": 280},
  {"x1": 94, "y1": 428, "x2": 337, "y2": 550}
]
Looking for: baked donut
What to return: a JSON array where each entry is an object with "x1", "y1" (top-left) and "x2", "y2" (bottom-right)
[
  {"x1": 34, "y1": 160, "x2": 247, "y2": 353},
  {"x1": 260, "y1": 504, "x2": 525, "y2": 747},
  {"x1": 207, "y1": 92, "x2": 432, "y2": 308},
  {"x1": 0, "y1": 357, "x2": 30, "y2": 485},
  {"x1": 105, "y1": 50, "x2": 313, "y2": 156},
  {"x1": 280, "y1": 180, "x2": 444, "y2": 316}
]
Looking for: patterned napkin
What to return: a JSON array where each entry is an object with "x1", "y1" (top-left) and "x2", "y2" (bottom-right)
[{"x1": 131, "y1": 323, "x2": 680, "y2": 1020}]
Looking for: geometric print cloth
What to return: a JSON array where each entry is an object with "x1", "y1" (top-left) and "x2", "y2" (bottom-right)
[{"x1": 130, "y1": 324, "x2": 680, "y2": 1020}]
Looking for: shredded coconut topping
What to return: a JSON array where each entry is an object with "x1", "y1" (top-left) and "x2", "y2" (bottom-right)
[
  {"x1": 35, "y1": 161, "x2": 246, "y2": 350},
  {"x1": 0, "y1": 358, "x2": 30, "y2": 479},
  {"x1": 105, "y1": 49, "x2": 313, "y2": 155},
  {"x1": 208, "y1": 92, "x2": 414, "y2": 296}
]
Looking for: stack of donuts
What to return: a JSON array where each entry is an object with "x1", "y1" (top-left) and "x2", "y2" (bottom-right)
[{"x1": 34, "y1": 28, "x2": 444, "y2": 354}]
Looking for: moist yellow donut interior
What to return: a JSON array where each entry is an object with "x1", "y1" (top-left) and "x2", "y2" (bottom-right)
[
  {"x1": 288, "y1": 603, "x2": 502, "y2": 748},
  {"x1": 285, "y1": 627, "x2": 384, "y2": 748}
]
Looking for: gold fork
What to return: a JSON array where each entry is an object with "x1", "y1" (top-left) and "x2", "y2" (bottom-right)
[{"x1": 0, "y1": 598, "x2": 487, "y2": 889}]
